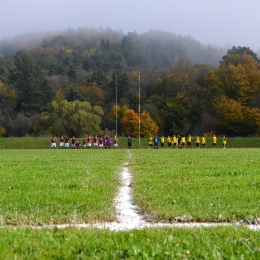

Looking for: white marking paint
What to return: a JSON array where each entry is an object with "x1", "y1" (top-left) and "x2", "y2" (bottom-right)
[
  {"x1": 3, "y1": 153, "x2": 259, "y2": 231},
  {"x1": 43, "y1": 158, "x2": 259, "y2": 231}
]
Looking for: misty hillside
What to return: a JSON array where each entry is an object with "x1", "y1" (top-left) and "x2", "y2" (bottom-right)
[
  {"x1": 1, "y1": 27, "x2": 260, "y2": 138},
  {"x1": 0, "y1": 27, "x2": 227, "y2": 67}
]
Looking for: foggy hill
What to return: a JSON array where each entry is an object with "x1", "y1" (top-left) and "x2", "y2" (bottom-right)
[{"x1": 0, "y1": 27, "x2": 227, "y2": 67}]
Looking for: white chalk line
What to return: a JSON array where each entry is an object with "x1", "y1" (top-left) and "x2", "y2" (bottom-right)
[
  {"x1": 36, "y1": 152, "x2": 259, "y2": 231},
  {"x1": 2, "y1": 151, "x2": 260, "y2": 231}
]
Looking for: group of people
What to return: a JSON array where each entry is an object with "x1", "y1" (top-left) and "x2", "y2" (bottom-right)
[
  {"x1": 149, "y1": 134, "x2": 227, "y2": 149},
  {"x1": 51, "y1": 134, "x2": 228, "y2": 149},
  {"x1": 51, "y1": 135, "x2": 118, "y2": 149}
]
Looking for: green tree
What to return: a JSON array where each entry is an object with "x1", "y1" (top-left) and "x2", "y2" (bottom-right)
[
  {"x1": 67, "y1": 87, "x2": 85, "y2": 102},
  {"x1": 109, "y1": 70, "x2": 130, "y2": 101},
  {"x1": 10, "y1": 50, "x2": 54, "y2": 112},
  {"x1": 221, "y1": 46, "x2": 260, "y2": 64},
  {"x1": 37, "y1": 100, "x2": 104, "y2": 137}
]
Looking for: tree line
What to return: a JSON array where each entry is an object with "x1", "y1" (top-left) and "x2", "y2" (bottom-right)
[{"x1": 0, "y1": 28, "x2": 260, "y2": 137}]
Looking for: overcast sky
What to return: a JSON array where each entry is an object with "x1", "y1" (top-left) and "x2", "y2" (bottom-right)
[{"x1": 1, "y1": 0, "x2": 260, "y2": 50}]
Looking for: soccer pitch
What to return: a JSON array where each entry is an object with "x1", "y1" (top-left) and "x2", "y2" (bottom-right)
[{"x1": 0, "y1": 148, "x2": 259, "y2": 258}]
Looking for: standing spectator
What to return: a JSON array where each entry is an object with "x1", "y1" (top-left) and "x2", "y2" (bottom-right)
[
  {"x1": 59, "y1": 135, "x2": 64, "y2": 149},
  {"x1": 65, "y1": 136, "x2": 70, "y2": 149},
  {"x1": 127, "y1": 136, "x2": 132, "y2": 149},
  {"x1": 71, "y1": 136, "x2": 76, "y2": 149},
  {"x1": 51, "y1": 136, "x2": 56, "y2": 149},
  {"x1": 113, "y1": 136, "x2": 118, "y2": 149}
]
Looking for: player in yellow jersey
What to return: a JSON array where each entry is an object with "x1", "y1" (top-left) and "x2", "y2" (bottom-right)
[
  {"x1": 222, "y1": 135, "x2": 227, "y2": 148},
  {"x1": 187, "y1": 134, "x2": 193, "y2": 148},
  {"x1": 201, "y1": 136, "x2": 206, "y2": 148},
  {"x1": 167, "y1": 136, "x2": 172, "y2": 148},
  {"x1": 172, "y1": 135, "x2": 177, "y2": 148},
  {"x1": 148, "y1": 137, "x2": 153, "y2": 149},
  {"x1": 195, "y1": 136, "x2": 200, "y2": 148},
  {"x1": 181, "y1": 136, "x2": 186, "y2": 148},
  {"x1": 160, "y1": 136, "x2": 165, "y2": 149},
  {"x1": 212, "y1": 134, "x2": 217, "y2": 148}
]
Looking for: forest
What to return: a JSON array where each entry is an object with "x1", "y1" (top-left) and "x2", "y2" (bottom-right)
[{"x1": 0, "y1": 27, "x2": 260, "y2": 137}]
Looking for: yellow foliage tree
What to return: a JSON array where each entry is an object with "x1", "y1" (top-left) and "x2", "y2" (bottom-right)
[
  {"x1": 108, "y1": 105, "x2": 128, "y2": 121},
  {"x1": 0, "y1": 81, "x2": 16, "y2": 100},
  {"x1": 213, "y1": 95, "x2": 260, "y2": 135},
  {"x1": 55, "y1": 88, "x2": 65, "y2": 102},
  {"x1": 120, "y1": 109, "x2": 158, "y2": 137},
  {"x1": 140, "y1": 111, "x2": 158, "y2": 137}
]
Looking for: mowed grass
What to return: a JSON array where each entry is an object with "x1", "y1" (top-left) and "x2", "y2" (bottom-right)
[
  {"x1": 0, "y1": 149, "x2": 259, "y2": 258},
  {"x1": 130, "y1": 148, "x2": 260, "y2": 223},
  {"x1": 0, "y1": 149, "x2": 127, "y2": 225},
  {"x1": 0, "y1": 227, "x2": 259, "y2": 259}
]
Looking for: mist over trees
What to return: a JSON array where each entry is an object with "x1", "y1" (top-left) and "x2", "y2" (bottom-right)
[{"x1": 0, "y1": 28, "x2": 260, "y2": 137}]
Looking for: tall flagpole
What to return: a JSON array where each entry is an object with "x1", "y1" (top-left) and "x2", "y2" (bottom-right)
[
  {"x1": 115, "y1": 73, "x2": 118, "y2": 138},
  {"x1": 138, "y1": 72, "x2": 141, "y2": 148}
]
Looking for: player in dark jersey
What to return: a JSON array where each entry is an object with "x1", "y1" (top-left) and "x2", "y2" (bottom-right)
[
  {"x1": 113, "y1": 136, "x2": 118, "y2": 149},
  {"x1": 153, "y1": 136, "x2": 158, "y2": 149},
  {"x1": 71, "y1": 136, "x2": 76, "y2": 149},
  {"x1": 65, "y1": 136, "x2": 70, "y2": 149},
  {"x1": 59, "y1": 135, "x2": 64, "y2": 149},
  {"x1": 99, "y1": 137, "x2": 104, "y2": 149},
  {"x1": 87, "y1": 136, "x2": 92, "y2": 149},
  {"x1": 51, "y1": 136, "x2": 56, "y2": 148},
  {"x1": 93, "y1": 135, "x2": 98, "y2": 149},
  {"x1": 83, "y1": 136, "x2": 87, "y2": 149}
]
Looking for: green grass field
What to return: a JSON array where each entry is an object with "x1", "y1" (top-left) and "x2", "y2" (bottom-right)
[
  {"x1": 130, "y1": 149, "x2": 260, "y2": 223},
  {"x1": 1, "y1": 136, "x2": 260, "y2": 149},
  {"x1": 0, "y1": 148, "x2": 259, "y2": 258},
  {"x1": 0, "y1": 227, "x2": 259, "y2": 259},
  {"x1": 0, "y1": 149, "x2": 126, "y2": 225}
]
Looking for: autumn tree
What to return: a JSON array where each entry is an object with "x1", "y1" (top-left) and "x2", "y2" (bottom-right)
[
  {"x1": 78, "y1": 82, "x2": 105, "y2": 106},
  {"x1": 213, "y1": 96, "x2": 260, "y2": 136},
  {"x1": 168, "y1": 57, "x2": 199, "y2": 94},
  {"x1": 205, "y1": 54, "x2": 260, "y2": 104},
  {"x1": 107, "y1": 104, "x2": 128, "y2": 134},
  {"x1": 120, "y1": 109, "x2": 158, "y2": 137},
  {"x1": 120, "y1": 109, "x2": 139, "y2": 136},
  {"x1": 204, "y1": 52, "x2": 260, "y2": 135},
  {"x1": 140, "y1": 110, "x2": 158, "y2": 137}
]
